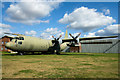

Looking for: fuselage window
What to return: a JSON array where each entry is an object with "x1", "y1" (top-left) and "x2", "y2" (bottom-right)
[
  {"x1": 18, "y1": 42, "x2": 22, "y2": 44},
  {"x1": 14, "y1": 37, "x2": 24, "y2": 40}
]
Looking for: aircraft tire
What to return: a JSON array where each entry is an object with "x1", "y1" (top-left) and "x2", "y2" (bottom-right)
[
  {"x1": 56, "y1": 52, "x2": 60, "y2": 55},
  {"x1": 18, "y1": 52, "x2": 23, "y2": 55},
  {"x1": 54, "y1": 50, "x2": 60, "y2": 55},
  {"x1": 32, "y1": 52, "x2": 34, "y2": 55}
]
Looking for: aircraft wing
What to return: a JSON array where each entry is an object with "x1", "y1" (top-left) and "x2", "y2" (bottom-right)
[
  {"x1": 80, "y1": 41, "x2": 113, "y2": 44},
  {"x1": 62, "y1": 39, "x2": 75, "y2": 43},
  {"x1": 62, "y1": 35, "x2": 118, "y2": 43},
  {"x1": 79, "y1": 36, "x2": 118, "y2": 41}
]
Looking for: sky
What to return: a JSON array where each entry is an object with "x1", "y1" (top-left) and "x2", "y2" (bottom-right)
[{"x1": 0, "y1": 1, "x2": 119, "y2": 40}]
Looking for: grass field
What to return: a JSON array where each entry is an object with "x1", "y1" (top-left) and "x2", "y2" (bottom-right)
[{"x1": 2, "y1": 52, "x2": 118, "y2": 78}]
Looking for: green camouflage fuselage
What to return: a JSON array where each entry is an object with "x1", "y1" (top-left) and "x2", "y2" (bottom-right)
[{"x1": 6, "y1": 36, "x2": 67, "y2": 52}]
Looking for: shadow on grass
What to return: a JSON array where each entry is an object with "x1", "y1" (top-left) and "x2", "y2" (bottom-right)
[
  {"x1": 2, "y1": 53, "x2": 42, "y2": 56},
  {"x1": 2, "y1": 52, "x2": 51, "y2": 56},
  {"x1": 2, "y1": 53, "x2": 104, "y2": 57}
]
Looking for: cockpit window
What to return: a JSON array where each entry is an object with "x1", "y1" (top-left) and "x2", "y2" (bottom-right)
[
  {"x1": 18, "y1": 42, "x2": 22, "y2": 44},
  {"x1": 19, "y1": 37, "x2": 24, "y2": 40},
  {"x1": 14, "y1": 37, "x2": 19, "y2": 39},
  {"x1": 14, "y1": 37, "x2": 24, "y2": 40}
]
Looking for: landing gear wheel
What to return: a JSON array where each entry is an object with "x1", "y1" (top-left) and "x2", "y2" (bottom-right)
[
  {"x1": 20, "y1": 52, "x2": 23, "y2": 55},
  {"x1": 32, "y1": 52, "x2": 34, "y2": 55},
  {"x1": 56, "y1": 52, "x2": 60, "y2": 55},
  {"x1": 17, "y1": 52, "x2": 23, "y2": 55},
  {"x1": 54, "y1": 50, "x2": 60, "y2": 55}
]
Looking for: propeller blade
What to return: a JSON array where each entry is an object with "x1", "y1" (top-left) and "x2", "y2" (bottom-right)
[
  {"x1": 69, "y1": 33, "x2": 81, "y2": 43},
  {"x1": 57, "y1": 35, "x2": 62, "y2": 40},
  {"x1": 52, "y1": 35, "x2": 56, "y2": 40},
  {"x1": 75, "y1": 33, "x2": 81, "y2": 39},
  {"x1": 69, "y1": 33, "x2": 75, "y2": 39}
]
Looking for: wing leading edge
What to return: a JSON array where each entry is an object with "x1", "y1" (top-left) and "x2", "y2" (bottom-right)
[{"x1": 62, "y1": 35, "x2": 118, "y2": 43}]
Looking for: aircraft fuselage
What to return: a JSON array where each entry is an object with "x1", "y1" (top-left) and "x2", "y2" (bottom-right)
[{"x1": 5, "y1": 36, "x2": 67, "y2": 53}]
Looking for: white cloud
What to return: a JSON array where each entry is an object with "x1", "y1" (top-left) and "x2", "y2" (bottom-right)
[
  {"x1": 84, "y1": 32, "x2": 98, "y2": 37},
  {"x1": 59, "y1": 6, "x2": 116, "y2": 32},
  {"x1": 103, "y1": 9, "x2": 110, "y2": 15},
  {"x1": 5, "y1": 18, "x2": 49, "y2": 25},
  {"x1": 84, "y1": 24, "x2": 119, "y2": 37},
  {"x1": 5, "y1": 1, "x2": 62, "y2": 25},
  {"x1": 25, "y1": 30, "x2": 37, "y2": 36},
  {"x1": 0, "y1": 28, "x2": 11, "y2": 38},
  {"x1": 0, "y1": 23, "x2": 12, "y2": 37},
  {"x1": 95, "y1": 24, "x2": 119, "y2": 36},
  {"x1": 40, "y1": 28, "x2": 64, "y2": 40},
  {"x1": 0, "y1": 23, "x2": 11, "y2": 28},
  {"x1": 69, "y1": 32, "x2": 81, "y2": 38}
]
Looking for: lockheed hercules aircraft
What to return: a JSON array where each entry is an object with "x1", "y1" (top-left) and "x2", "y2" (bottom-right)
[{"x1": 4, "y1": 30, "x2": 118, "y2": 55}]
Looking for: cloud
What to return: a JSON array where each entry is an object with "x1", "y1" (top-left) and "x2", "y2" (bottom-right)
[
  {"x1": 103, "y1": 9, "x2": 110, "y2": 15},
  {"x1": 5, "y1": 1, "x2": 62, "y2": 25},
  {"x1": 0, "y1": 28, "x2": 11, "y2": 38},
  {"x1": 0, "y1": 23, "x2": 11, "y2": 28},
  {"x1": 59, "y1": 6, "x2": 116, "y2": 32},
  {"x1": 40, "y1": 28, "x2": 64, "y2": 40},
  {"x1": 84, "y1": 24, "x2": 119, "y2": 37},
  {"x1": 25, "y1": 30, "x2": 37, "y2": 36},
  {"x1": 84, "y1": 32, "x2": 98, "y2": 37},
  {"x1": 95, "y1": 24, "x2": 119, "y2": 36},
  {"x1": 0, "y1": 23, "x2": 12, "y2": 37},
  {"x1": 5, "y1": 18, "x2": 49, "y2": 25}
]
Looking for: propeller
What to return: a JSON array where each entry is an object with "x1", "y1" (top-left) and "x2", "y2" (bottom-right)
[
  {"x1": 69, "y1": 33, "x2": 81, "y2": 43},
  {"x1": 69, "y1": 33, "x2": 81, "y2": 52},
  {"x1": 52, "y1": 35, "x2": 62, "y2": 54},
  {"x1": 52, "y1": 35, "x2": 62, "y2": 42}
]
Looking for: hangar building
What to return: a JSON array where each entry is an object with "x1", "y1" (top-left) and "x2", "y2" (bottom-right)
[
  {"x1": 63, "y1": 39, "x2": 119, "y2": 53},
  {"x1": 80, "y1": 39, "x2": 119, "y2": 53}
]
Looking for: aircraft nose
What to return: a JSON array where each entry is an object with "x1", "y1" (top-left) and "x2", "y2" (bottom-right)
[{"x1": 5, "y1": 42, "x2": 14, "y2": 49}]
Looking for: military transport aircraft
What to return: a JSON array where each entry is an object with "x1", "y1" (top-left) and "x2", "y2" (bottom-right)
[
  {"x1": 4, "y1": 30, "x2": 118, "y2": 55},
  {"x1": 4, "y1": 31, "x2": 69, "y2": 55}
]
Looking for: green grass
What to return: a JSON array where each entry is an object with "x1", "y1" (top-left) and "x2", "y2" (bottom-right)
[
  {"x1": 24, "y1": 60, "x2": 43, "y2": 63},
  {"x1": 13, "y1": 69, "x2": 35, "y2": 76},
  {"x1": 2, "y1": 51, "x2": 119, "y2": 78},
  {"x1": 19, "y1": 69, "x2": 34, "y2": 73}
]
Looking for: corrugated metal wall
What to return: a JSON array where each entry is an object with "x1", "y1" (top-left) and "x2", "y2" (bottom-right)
[{"x1": 80, "y1": 39, "x2": 119, "y2": 53}]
